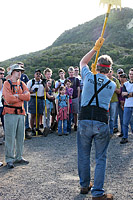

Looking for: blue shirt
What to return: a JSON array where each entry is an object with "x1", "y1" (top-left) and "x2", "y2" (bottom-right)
[
  {"x1": 56, "y1": 94, "x2": 69, "y2": 108},
  {"x1": 20, "y1": 74, "x2": 29, "y2": 84},
  {"x1": 81, "y1": 66, "x2": 116, "y2": 110}
]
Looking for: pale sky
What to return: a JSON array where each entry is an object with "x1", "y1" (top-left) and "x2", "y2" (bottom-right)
[{"x1": 0, "y1": 0, "x2": 132, "y2": 62}]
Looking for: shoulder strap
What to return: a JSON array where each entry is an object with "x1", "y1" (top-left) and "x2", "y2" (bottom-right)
[
  {"x1": 8, "y1": 80, "x2": 23, "y2": 92},
  {"x1": 94, "y1": 75, "x2": 99, "y2": 107},
  {"x1": 31, "y1": 79, "x2": 35, "y2": 88},
  {"x1": 88, "y1": 77, "x2": 111, "y2": 106},
  {"x1": 8, "y1": 80, "x2": 14, "y2": 92}
]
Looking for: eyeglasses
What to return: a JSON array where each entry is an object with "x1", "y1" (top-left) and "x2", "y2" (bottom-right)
[
  {"x1": 36, "y1": 73, "x2": 41, "y2": 75},
  {"x1": 0, "y1": 73, "x2": 4, "y2": 75}
]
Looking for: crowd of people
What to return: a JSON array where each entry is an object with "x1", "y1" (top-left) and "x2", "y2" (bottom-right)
[{"x1": 0, "y1": 37, "x2": 133, "y2": 199}]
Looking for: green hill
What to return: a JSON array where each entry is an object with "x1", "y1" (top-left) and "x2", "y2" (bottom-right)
[
  {"x1": 0, "y1": 7, "x2": 132, "y2": 80},
  {"x1": 52, "y1": 7, "x2": 133, "y2": 48}
]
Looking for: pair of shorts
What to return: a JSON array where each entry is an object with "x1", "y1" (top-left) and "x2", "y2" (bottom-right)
[
  {"x1": 28, "y1": 97, "x2": 44, "y2": 114},
  {"x1": 72, "y1": 97, "x2": 79, "y2": 114}
]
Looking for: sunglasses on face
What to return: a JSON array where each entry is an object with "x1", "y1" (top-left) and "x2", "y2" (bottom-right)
[
  {"x1": 15, "y1": 70, "x2": 21, "y2": 72},
  {"x1": 0, "y1": 73, "x2": 4, "y2": 75},
  {"x1": 36, "y1": 73, "x2": 41, "y2": 76}
]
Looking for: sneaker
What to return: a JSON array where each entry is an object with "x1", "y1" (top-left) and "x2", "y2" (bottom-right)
[
  {"x1": 43, "y1": 127, "x2": 49, "y2": 137},
  {"x1": 120, "y1": 138, "x2": 128, "y2": 144},
  {"x1": 64, "y1": 132, "x2": 69, "y2": 136},
  {"x1": 14, "y1": 158, "x2": 29, "y2": 165},
  {"x1": 74, "y1": 125, "x2": 77, "y2": 131},
  {"x1": 118, "y1": 133, "x2": 123, "y2": 137},
  {"x1": 40, "y1": 124, "x2": 43, "y2": 129},
  {"x1": 0, "y1": 162, "x2": 3, "y2": 167},
  {"x1": 7, "y1": 162, "x2": 14, "y2": 169},
  {"x1": 25, "y1": 127, "x2": 32, "y2": 132},
  {"x1": 32, "y1": 129, "x2": 36, "y2": 136},
  {"x1": 80, "y1": 182, "x2": 93, "y2": 194},
  {"x1": 25, "y1": 132, "x2": 32, "y2": 139},
  {"x1": 37, "y1": 129, "x2": 43, "y2": 136},
  {"x1": 92, "y1": 194, "x2": 113, "y2": 200},
  {"x1": 113, "y1": 128, "x2": 119, "y2": 133},
  {"x1": 58, "y1": 133, "x2": 62, "y2": 136}
]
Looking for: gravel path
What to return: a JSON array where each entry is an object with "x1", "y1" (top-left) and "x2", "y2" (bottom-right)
[{"x1": 0, "y1": 129, "x2": 133, "y2": 200}]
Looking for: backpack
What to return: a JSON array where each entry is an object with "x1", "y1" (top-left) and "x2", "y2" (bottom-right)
[
  {"x1": 8, "y1": 79, "x2": 23, "y2": 92},
  {"x1": 58, "y1": 94, "x2": 68, "y2": 105}
]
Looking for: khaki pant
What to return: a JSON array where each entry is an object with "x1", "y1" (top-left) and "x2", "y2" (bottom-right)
[{"x1": 4, "y1": 114, "x2": 25, "y2": 163}]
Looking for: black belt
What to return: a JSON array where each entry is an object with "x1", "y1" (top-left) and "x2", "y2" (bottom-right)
[
  {"x1": 4, "y1": 105, "x2": 23, "y2": 114},
  {"x1": 78, "y1": 105, "x2": 108, "y2": 124},
  {"x1": 31, "y1": 96, "x2": 44, "y2": 100}
]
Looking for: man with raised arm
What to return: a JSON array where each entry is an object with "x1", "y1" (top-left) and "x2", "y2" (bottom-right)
[{"x1": 77, "y1": 37, "x2": 116, "y2": 200}]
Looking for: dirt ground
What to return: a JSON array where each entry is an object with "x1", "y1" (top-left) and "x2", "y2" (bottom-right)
[{"x1": 0, "y1": 125, "x2": 133, "y2": 200}]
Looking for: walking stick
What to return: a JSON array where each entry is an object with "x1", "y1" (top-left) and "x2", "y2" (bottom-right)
[
  {"x1": 35, "y1": 89, "x2": 38, "y2": 136},
  {"x1": 44, "y1": 87, "x2": 47, "y2": 119},
  {"x1": 91, "y1": 0, "x2": 121, "y2": 74}
]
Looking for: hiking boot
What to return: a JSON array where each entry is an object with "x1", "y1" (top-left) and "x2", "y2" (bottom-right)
[
  {"x1": 43, "y1": 127, "x2": 49, "y2": 137},
  {"x1": 37, "y1": 129, "x2": 43, "y2": 135},
  {"x1": 25, "y1": 132, "x2": 32, "y2": 139},
  {"x1": 0, "y1": 162, "x2": 3, "y2": 167},
  {"x1": 80, "y1": 182, "x2": 93, "y2": 194},
  {"x1": 113, "y1": 128, "x2": 119, "y2": 133},
  {"x1": 7, "y1": 162, "x2": 14, "y2": 169},
  {"x1": 92, "y1": 194, "x2": 113, "y2": 200},
  {"x1": 14, "y1": 158, "x2": 29, "y2": 165},
  {"x1": 120, "y1": 138, "x2": 128, "y2": 144}
]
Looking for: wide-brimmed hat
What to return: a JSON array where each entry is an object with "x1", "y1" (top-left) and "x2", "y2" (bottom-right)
[{"x1": 7, "y1": 64, "x2": 24, "y2": 75}]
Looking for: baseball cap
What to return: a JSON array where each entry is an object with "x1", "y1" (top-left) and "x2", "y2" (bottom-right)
[
  {"x1": 35, "y1": 69, "x2": 41, "y2": 74},
  {"x1": 117, "y1": 68, "x2": 124, "y2": 74},
  {"x1": 7, "y1": 64, "x2": 24, "y2": 75}
]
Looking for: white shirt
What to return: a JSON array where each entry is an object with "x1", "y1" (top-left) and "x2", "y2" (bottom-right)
[{"x1": 27, "y1": 79, "x2": 44, "y2": 97}]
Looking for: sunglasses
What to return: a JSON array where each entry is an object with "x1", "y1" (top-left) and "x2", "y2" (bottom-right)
[
  {"x1": 36, "y1": 73, "x2": 41, "y2": 75},
  {"x1": 0, "y1": 73, "x2": 4, "y2": 75},
  {"x1": 15, "y1": 70, "x2": 21, "y2": 72}
]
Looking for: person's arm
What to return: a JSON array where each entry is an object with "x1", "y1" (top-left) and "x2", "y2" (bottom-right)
[
  {"x1": 55, "y1": 81, "x2": 61, "y2": 93},
  {"x1": 77, "y1": 86, "x2": 80, "y2": 99},
  {"x1": 115, "y1": 79, "x2": 120, "y2": 94},
  {"x1": 80, "y1": 37, "x2": 104, "y2": 71},
  {"x1": 0, "y1": 79, "x2": 3, "y2": 90},
  {"x1": 67, "y1": 97, "x2": 69, "y2": 114},
  {"x1": 56, "y1": 98, "x2": 59, "y2": 115}
]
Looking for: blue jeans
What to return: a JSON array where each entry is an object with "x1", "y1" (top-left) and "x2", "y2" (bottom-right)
[
  {"x1": 77, "y1": 120, "x2": 110, "y2": 197},
  {"x1": 58, "y1": 119, "x2": 67, "y2": 134},
  {"x1": 109, "y1": 102, "x2": 118, "y2": 134},
  {"x1": 123, "y1": 107, "x2": 133, "y2": 139}
]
